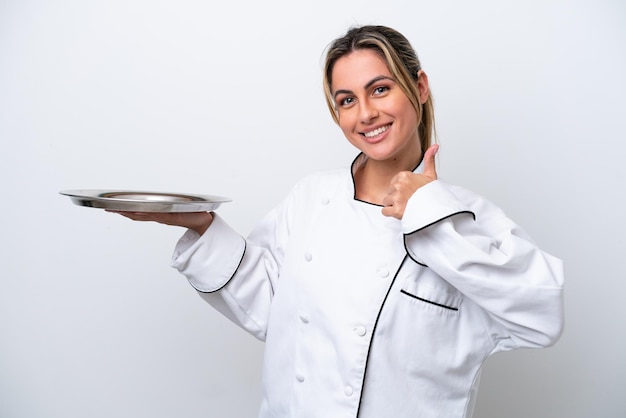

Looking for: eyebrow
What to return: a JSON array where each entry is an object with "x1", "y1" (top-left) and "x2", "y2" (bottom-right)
[{"x1": 333, "y1": 75, "x2": 395, "y2": 99}]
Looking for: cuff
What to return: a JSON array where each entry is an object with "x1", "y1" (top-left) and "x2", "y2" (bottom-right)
[
  {"x1": 401, "y1": 180, "x2": 474, "y2": 234},
  {"x1": 171, "y1": 213, "x2": 246, "y2": 293}
]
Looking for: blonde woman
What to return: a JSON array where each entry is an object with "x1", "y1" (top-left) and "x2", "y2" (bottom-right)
[{"x1": 113, "y1": 25, "x2": 564, "y2": 418}]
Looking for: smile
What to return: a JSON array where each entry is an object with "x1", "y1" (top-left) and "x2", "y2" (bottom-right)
[{"x1": 362, "y1": 124, "x2": 390, "y2": 138}]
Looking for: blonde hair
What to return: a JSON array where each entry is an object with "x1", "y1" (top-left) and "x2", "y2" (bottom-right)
[{"x1": 323, "y1": 25, "x2": 436, "y2": 151}]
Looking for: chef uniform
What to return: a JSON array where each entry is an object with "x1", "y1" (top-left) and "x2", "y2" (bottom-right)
[{"x1": 171, "y1": 154, "x2": 565, "y2": 418}]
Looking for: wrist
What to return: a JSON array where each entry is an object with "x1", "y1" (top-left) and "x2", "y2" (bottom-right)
[{"x1": 191, "y1": 212, "x2": 214, "y2": 235}]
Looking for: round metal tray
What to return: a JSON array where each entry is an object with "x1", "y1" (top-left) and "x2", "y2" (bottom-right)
[{"x1": 60, "y1": 189, "x2": 231, "y2": 212}]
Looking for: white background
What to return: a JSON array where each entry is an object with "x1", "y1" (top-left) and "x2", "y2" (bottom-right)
[{"x1": 1, "y1": 0, "x2": 624, "y2": 417}]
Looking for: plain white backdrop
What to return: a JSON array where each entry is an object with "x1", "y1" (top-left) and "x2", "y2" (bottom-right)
[{"x1": 1, "y1": 0, "x2": 624, "y2": 417}]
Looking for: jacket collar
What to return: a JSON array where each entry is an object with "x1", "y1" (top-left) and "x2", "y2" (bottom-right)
[
  {"x1": 350, "y1": 152, "x2": 426, "y2": 177},
  {"x1": 349, "y1": 152, "x2": 425, "y2": 203}
]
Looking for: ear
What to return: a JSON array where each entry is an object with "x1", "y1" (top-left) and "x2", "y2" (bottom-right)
[{"x1": 416, "y1": 70, "x2": 429, "y2": 104}]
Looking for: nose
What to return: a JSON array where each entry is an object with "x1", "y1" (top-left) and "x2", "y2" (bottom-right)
[{"x1": 359, "y1": 99, "x2": 378, "y2": 123}]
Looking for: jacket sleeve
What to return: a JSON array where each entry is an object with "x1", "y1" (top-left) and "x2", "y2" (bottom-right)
[
  {"x1": 170, "y1": 193, "x2": 293, "y2": 342},
  {"x1": 401, "y1": 180, "x2": 565, "y2": 351}
]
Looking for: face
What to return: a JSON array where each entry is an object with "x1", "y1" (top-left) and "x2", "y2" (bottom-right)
[{"x1": 331, "y1": 49, "x2": 426, "y2": 166}]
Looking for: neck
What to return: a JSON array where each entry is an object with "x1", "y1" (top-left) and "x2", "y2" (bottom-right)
[{"x1": 353, "y1": 153, "x2": 423, "y2": 205}]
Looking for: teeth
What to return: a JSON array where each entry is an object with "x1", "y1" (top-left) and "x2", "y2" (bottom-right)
[{"x1": 363, "y1": 125, "x2": 389, "y2": 138}]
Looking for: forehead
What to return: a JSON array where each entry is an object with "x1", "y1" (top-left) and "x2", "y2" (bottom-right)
[{"x1": 331, "y1": 49, "x2": 391, "y2": 91}]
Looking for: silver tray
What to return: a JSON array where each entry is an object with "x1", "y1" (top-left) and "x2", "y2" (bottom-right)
[{"x1": 60, "y1": 189, "x2": 231, "y2": 212}]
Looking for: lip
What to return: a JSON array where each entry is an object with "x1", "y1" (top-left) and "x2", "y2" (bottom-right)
[{"x1": 360, "y1": 123, "x2": 391, "y2": 144}]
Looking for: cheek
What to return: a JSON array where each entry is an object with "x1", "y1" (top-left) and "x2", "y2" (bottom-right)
[
  {"x1": 337, "y1": 113, "x2": 355, "y2": 135},
  {"x1": 398, "y1": 103, "x2": 419, "y2": 130},
  {"x1": 337, "y1": 118, "x2": 362, "y2": 147}
]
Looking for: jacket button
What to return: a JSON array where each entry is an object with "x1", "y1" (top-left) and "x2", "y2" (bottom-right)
[
  {"x1": 304, "y1": 252, "x2": 312, "y2": 262},
  {"x1": 296, "y1": 373, "x2": 305, "y2": 383},
  {"x1": 353, "y1": 325, "x2": 367, "y2": 337},
  {"x1": 321, "y1": 197, "x2": 330, "y2": 205},
  {"x1": 344, "y1": 386, "x2": 354, "y2": 397},
  {"x1": 377, "y1": 267, "x2": 389, "y2": 278},
  {"x1": 299, "y1": 314, "x2": 309, "y2": 324}
]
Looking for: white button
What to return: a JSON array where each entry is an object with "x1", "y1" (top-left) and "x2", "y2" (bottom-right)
[
  {"x1": 304, "y1": 252, "x2": 312, "y2": 262},
  {"x1": 344, "y1": 386, "x2": 354, "y2": 397},
  {"x1": 354, "y1": 325, "x2": 367, "y2": 337},
  {"x1": 321, "y1": 197, "x2": 330, "y2": 205},
  {"x1": 296, "y1": 373, "x2": 305, "y2": 382},
  {"x1": 377, "y1": 267, "x2": 389, "y2": 278},
  {"x1": 299, "y1": 314, "x2": 309, "y2": 324}
]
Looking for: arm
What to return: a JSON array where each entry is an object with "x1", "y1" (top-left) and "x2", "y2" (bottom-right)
[
  {"x1": 401, "y1": 180, "x2": 565, "y2": 350},
  {"x1": 107, "y1": 186, "x2": 296, "y2": 340},
  {"x1": 107, "y1": 210, "x2": 214, "y2": 235},
  {"x1": 169, "y1": 194, "x2": 293, "y2": 341}
]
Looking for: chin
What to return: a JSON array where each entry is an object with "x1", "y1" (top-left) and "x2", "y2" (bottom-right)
[{"x1": 361, "y1": 147, "x2": 399, "y2": 162}]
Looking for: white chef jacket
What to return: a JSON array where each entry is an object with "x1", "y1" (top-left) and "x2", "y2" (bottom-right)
[{"x1": 171, "y1": 154, "x2": 564, "y2": 418}]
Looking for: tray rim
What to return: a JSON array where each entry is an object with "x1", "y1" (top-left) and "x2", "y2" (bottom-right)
[{"x1": 59, "y1": 189, "x2": 232, "y2": 212}]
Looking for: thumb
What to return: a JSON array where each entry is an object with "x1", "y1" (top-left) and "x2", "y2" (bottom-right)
[{"x1": 422, "y1": 144, "x2": 439, "y2": 179}]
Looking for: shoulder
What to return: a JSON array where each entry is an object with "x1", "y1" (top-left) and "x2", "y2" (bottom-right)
[
  {"x1": 262, "y1": 168, "x2": 349, "y2": 229},
  {"x1": 439, "y1": 180, "x2": 484, "y2": 203},
  {"x1": 300, "y1": 168, "x2": 346, "y2": 185},
  {"x1": 289, "y1": 168, "x2": 348, "y2": 197},
  {"x1": 437, "y1": 179, "x2": 506, "y2": 218}
]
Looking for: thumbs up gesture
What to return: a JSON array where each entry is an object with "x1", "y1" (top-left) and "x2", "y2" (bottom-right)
[{"x1": 381, "y1": 144, "x2": 439, "y2": 219}]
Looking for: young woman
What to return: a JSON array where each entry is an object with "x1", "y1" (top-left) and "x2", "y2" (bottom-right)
[{"x1": 114, "y1": 25, "x2": 564, "y2": 418}]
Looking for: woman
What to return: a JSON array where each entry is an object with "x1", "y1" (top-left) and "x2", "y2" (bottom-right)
[{"x1": 114, "y1": 25, "x2": 564, "y2": 418}]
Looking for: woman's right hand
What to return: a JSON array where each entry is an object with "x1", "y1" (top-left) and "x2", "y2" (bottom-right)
[{"x1": 106, "y1": 210, "x2": 214, "y2": 235}]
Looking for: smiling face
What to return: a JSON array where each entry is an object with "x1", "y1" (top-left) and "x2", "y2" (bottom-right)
[{"x1": 331, "y1": 49, "x2": 424, "y2": 168}]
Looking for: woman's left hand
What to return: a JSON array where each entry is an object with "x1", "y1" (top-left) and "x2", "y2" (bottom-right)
[{"x1": 382, "y1": 144, "x2": 439, "y2": 219}]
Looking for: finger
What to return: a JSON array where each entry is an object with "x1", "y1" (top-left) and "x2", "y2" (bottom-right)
[
  {"x1": 382, "y1": 193, "x2": 394, "y2": 208},
  {"x1": 381, "y1": 204, "x2": 402, "y2": 219},
  {"x1": 422, "y1": 144, "x2": 439, "y2": 179},
  {"x1": 106, "y1": 210, "x2": 140, "y2": 220},
  {"x1": 106, "y1": 210, "x2": 162, "y2": 222}
]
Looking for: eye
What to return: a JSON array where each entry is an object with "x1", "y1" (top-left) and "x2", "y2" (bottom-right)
[
  {"x1": 372, "y1": 85, "x2": 389, "y2": 96},
  {"x1": 338, "y1": 96, "x2": 356, "y2": 108}
]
